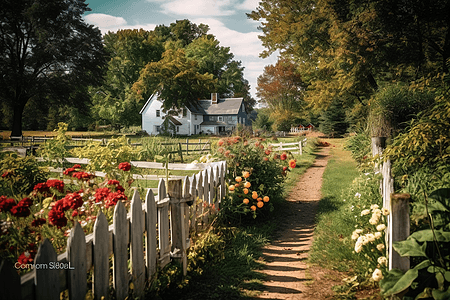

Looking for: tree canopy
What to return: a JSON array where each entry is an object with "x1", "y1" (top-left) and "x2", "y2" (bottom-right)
[{"x1": 0, "y1": 0, "x2": 106, "y2": 136}]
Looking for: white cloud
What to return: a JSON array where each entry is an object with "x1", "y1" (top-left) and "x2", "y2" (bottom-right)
[
  {"x1": 236, "y1": 0, "x2": 260, "y2": 11},
  {"x1": 160, "y1": 0, "x2": 236, "y2": 16},
  {"x1": 84, "y1": 13, "x2": 157, "y2": 34}
]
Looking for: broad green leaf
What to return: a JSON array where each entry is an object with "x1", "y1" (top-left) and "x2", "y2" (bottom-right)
[
  {"x1": 445, "y1": 271, "x2": 450, "y2": 282},
  {"x1": 432, "y1": 286, "x2": 450, "y2": 300},
  {"x1": 409, "y1": 229, "x2": 450, "y2": 242},
  {"x1": 393, "y1": 238, "x2": 427, "y2": 257},
  {"x1": 429, "y1": 188, "x2": 450, "y2": 209},
  {"x1": 380, "y1": 260, "x2": 431, "y2": 296}
]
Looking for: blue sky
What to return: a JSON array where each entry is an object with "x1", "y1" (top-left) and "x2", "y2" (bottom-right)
[{"x1": 83, "y1": 0, "x2": 279, "y2": 102}]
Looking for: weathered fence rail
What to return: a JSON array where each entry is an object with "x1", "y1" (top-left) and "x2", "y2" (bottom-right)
[
  {"x1": 269, "y1": 139, "x2": 307, "y2": 155},
  {"x1": 0, "y1": 161, "x2": 227, "y2": 300}
]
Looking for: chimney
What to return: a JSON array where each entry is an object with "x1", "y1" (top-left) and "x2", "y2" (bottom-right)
[{"x1": 211, "y1": 93, "x2": 218, "y2": 104}]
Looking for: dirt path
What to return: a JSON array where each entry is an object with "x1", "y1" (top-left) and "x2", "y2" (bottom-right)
[{"x1": 257, "y1": 146, "x2": 334, "y2": 300}]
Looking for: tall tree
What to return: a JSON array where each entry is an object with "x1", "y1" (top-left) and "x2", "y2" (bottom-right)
[
  {"x1": 0, "y1": 0, "x2": 106, "y2": 136},
  {"x1": 90, "y1": 29, "x2": 164, "y2": 128},
  {"x1": 248, "y1": 0, "x2": 450, "y2": 109}
]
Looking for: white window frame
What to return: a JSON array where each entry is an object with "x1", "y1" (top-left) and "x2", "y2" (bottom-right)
[
  {"x1": 156, "y1": 110, "x2": 160, "y2": 117},
  {"x1": 218, "y1": 116, "x2": 223, "y2": 122}
]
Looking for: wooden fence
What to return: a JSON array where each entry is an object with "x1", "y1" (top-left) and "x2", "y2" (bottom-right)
[
  {"x1": 0, "y1": 161, "x2": 227, "y2": 300},
  {"x1": 372, "y1": 137, "x2": 410, "y2": 271},
  {"x1": 269, "y1": 139, "x2": 307, "y2": 155}
]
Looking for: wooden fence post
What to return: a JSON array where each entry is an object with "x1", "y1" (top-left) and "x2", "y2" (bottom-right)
[
  {"x1": 67, "y1": 222, "x2": 87, "y2": 300},
  {"x1": 93, "y1": 211, "x2": 109, "y2": 300},
  {"x1": 130, "y1": 190, "x2": 145, "y2": 298},
  {"x1": 0, "y1": 259, "x2": 22, "y2": 300},
  {"x1": 298, "y1": 141, "x2": 303, "y2": 155},
  {"x1": 113, "y1": 201, "x2": 128, "y2": 300},
  {"x1": 145, "y1": 189, "x2": 157, "y2": 278},
  {"x1": 186, "y1": 138, "x2": 189, "y2": 155},
  {"x1": 389, "y1": 194, "x2": 410, "y2": 271}
]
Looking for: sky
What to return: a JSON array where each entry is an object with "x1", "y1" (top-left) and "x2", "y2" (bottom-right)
[{"x1": 83, "y1": 0, "x2": 279, "y2": 103}]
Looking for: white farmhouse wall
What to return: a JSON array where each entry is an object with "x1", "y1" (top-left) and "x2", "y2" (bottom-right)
[{"x1": 141, "y1": 96, "x2": 164, "y2": 135}]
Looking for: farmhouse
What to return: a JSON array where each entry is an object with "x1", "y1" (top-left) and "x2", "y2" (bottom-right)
[{"x1": 140, "y1": 93, "x2": 250, "y2": 136}]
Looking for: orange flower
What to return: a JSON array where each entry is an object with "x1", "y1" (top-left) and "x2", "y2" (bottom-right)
[
  {"x1": 289, "y1": 159, "x2": 296, "y2": 168},
  {"x1": 263, "y1": 196, "x2": 270, "y2": 202},
  {"x1": 235, "y1": 176, "x2": 242, "y2": 182},
  {"x1": 252, "y1": 193, "x2": 258, "y2": 199},
  {"x1": 263, "y1": 157, "x2": 269, "y2": 161},
  {"x1": 250, "y1": 205, "x2": 257, "y2": 211},
  {"x1": 257, "y1": 197, "x2": 262, "y2": 202},
  {"x1": 243, "y1": 171, "x2": 250, "y2": 178},
  {"x1": 243, "y1": 198, "x2": 249, "y2": 205},
  {"x1": 257, "y1": 201, "x2": 264, "y2": 208},
  {"x1": 243, "y1": 188, "x2": 249, "y2": 194},
  {"x1": 235, "y1": 183, "x2": 240, "y2": 188},
  {"x1": 244, "y1": 181, "x2": 251, "y2": 188},
  {"x1": 229, "y1": 185, "x2": 235, "y2": 191}
]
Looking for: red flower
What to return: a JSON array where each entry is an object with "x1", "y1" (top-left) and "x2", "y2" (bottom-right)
[
  {"x1": 48, "y1": 200, "x2": 67, "y2": 228},
  {"x1": 62, "y1": 193, "x2": 83, "y2": 210},
  {"x1": 46, "y1": 179, "x2": 65, "y2": 193},
  {"x1": 72, "y1": 171, "x2": 95, "y2": 181},
  {"x1": 1, "y1": 171, "x2": 13, "y2": 178},
  {"x1": 18, "y1": 252, "x2": 34, "y2": 265},
  {"x1": 95, "y1": 187, "x2": 111, "y2": 203},
  {"x1": 72, "y1": 210, "x2": 79, "y2": 217},
  {"x1": 105, "y1": 191, "x2": 127, "y2": 208},
  {"x1": 0, "y1": 196, "x2": 16, "y2": 213},
  {"x1": 263, "y1": 157, "x2": 269, "y2": 161},
  {"x1": 18, "y1": 197, "x2": 33, "y2": 207},
  {"x1": 107, "y1": 180, "x2": 125, "y2": 192},
  {"x1": 280, "y1": 153, "x2": 287, "y2": 161},
  {"x1": 224, "y1": 150, "x2": 231, "y2": 157},
  {"x1": 33, "y1": 182, "x2": 49, "y2": 193},
  {"x1": 289, "y1": 159, "x2": 296, "y2": 169},
  {"x1": 273, "y1": 153, "x2": 279, "y2": 160},
  {"x1": 218, "y1": 139, "x2": 224, "y2": 146},
  {"x1": 265, "y1": 149, "x2": 271, "y2": 155},
  {"x1": 31, "y1": 218, "x2": 46, "y2": 227},
  {"x1": 10, "y1": 204, "x2": 30, "y2": 217},
  {"x1": 283, "y1": 166, "x2": 288, "y2": 171},
  {"x1": 118, "y1": 162, "x2": 131, "y2": 171}
]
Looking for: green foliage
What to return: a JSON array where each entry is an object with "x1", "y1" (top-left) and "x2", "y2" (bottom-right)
[
  {"x1": 380, "y1": 188, "x2": 450, "y2": 299},
  {"x1": 319, "y1": 99, "x2": 349, "y2": 137},
  {"x1": 252, "y1": 109, "x2": 273, "y2": 131},
  {"x1": 0, "y1": 154, "x2": 49, "y2": 198},
  {"x1": 1, "y1": 0, "x2": 106, "y2": 136},
  {"x1": 37, "y1": 122, "x2": 71, "y2": 167},
  {"x1": 71, "y1": 136, "x2": 139, "y2": 178},
  {"x1": 368, "y1": 84, "x2": 435, "y2": 137},
  {"x1": 345, "y1": 130, "x2": 372, "y2": 167}
]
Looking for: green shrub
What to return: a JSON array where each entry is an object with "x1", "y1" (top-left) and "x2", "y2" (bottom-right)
[
  {"x1": 37, "y1": 122, "x2": 71, "y2": 167},
  {"x1": 0, "y1": 153, "x2": 49, "y2": 198}
]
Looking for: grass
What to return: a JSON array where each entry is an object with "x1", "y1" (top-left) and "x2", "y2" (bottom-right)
[
  {"x1": 151, "y1": 137, "x2": 319, "y2": 300},
  {"x1": 309, "y1": 138, "x2": 360, "y2": 272}
]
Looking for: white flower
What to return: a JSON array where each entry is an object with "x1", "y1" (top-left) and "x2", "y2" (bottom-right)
[
  {"x1": 376, "y1": 243, "x2": 385, "y2": 251},
  {"x1": 355, "y1": 237, "x2": 364, "y2": 253},
  {"x1": 351, "y1": 229, "x2": 364, "y2": 240},
  {"x1": 364, "y1": 172, "x2": 370, "y2": 176},
  {"x1": 370, "y1": 204, "x2": 379, "y2": 210},
  {"x1": 81, "y1": 220, "x2": 87, "y2": 227},
  {"x1": 382, "y1": 207, "x2": 390, "y2": 216},
  {"x1": 376, "y1": 224, "x2": 386, "y2": 231},
  {"x1": 365, "y1": 233, "x2": 376, "y2": 243},
  {"x1": 372, "y1": 268, "x2": 384, "y2": 282},
  {"x1": 377, "y1": 256, "x2": 388, "y2": 266},
  {"x1": 355, "y1": 192, "x2": 362, "y2": 198},
  {"x1": 361, "y1": 209, "x2": 371, "y2": 216},
  {"x1": 374, "y1": 232, "x2": 382, "y2": 239}
]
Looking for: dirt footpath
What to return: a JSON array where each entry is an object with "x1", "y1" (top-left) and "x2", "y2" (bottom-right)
[{"x1": 257, "y1": 146, "x2": 343, "y2": 300}]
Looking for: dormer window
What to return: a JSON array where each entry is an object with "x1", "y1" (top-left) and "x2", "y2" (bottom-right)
[{"x1": 156, "y1": 110, "x2": 160, "y2": 117}]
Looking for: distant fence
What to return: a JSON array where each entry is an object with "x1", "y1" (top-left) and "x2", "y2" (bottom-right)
[
  {"x1": 0, "y1": 161, "x2": 227, "y2": 300},
  {"x1": 269, "y1": 138, "x2": 307, "y2": 155}
]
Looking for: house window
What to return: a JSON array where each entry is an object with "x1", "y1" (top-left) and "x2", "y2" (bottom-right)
[
  {"x1": 239, "y1": 117, "x2": 242, "y2": 124},
  {"x1": 177, "y1": 126, "x2": 180, "y2": 133},
  {"x1": 218, "y1": 116, "x2": 223, "y2": 122},
  {"x1": 156, "y1": 110, "x2": 160, "y2": 117},
  {"x1": 242, "y1": 104, "x2": 245, "y2": 112},
  {"x1": 155, "y1": 125, "x2": 161, "y2": 133},
  {"x1": 195, "y1": 114, "x2": 197, "y2": 120}
]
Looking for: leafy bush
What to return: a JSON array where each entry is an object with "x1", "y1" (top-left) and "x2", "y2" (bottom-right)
[
  {"x1": 345, "y1": 130, "x2": 372, "y2": 168},
  {"x1": 213, "y1": 136, "x2": 295, "y2": 224},
  {"x1": 380, "y1": 188, "x2": 450, "y2": 299},
  {"x1": 0, "y1": 153, "x2": 49, "y2": 198},
  {"x1": 71, "y1": 136, "x2": 139, "y2": 178},
  {"x1": 37, "y1": 122, "x2": 71, "y2": 167}
]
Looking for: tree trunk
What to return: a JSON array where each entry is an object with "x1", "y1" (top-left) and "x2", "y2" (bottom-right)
[{"x1": 11, "y1": 103, "x2": 25, "y2": 137}]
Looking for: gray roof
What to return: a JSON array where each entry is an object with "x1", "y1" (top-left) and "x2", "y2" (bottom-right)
[
  {"x1": 198, "y1": 98, "x2": 243, "y2": 115},
  {"x1": 200, "y1": 121, "x2": 228, "y2": 126}
]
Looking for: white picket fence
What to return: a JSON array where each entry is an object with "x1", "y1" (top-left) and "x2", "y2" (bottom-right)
[
  {"x1": 0, "y1": 161, "x2": 227, "y2": 300},
  {"x1": 269, "y1": 139, "x2": 307, "y2": 155}
]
